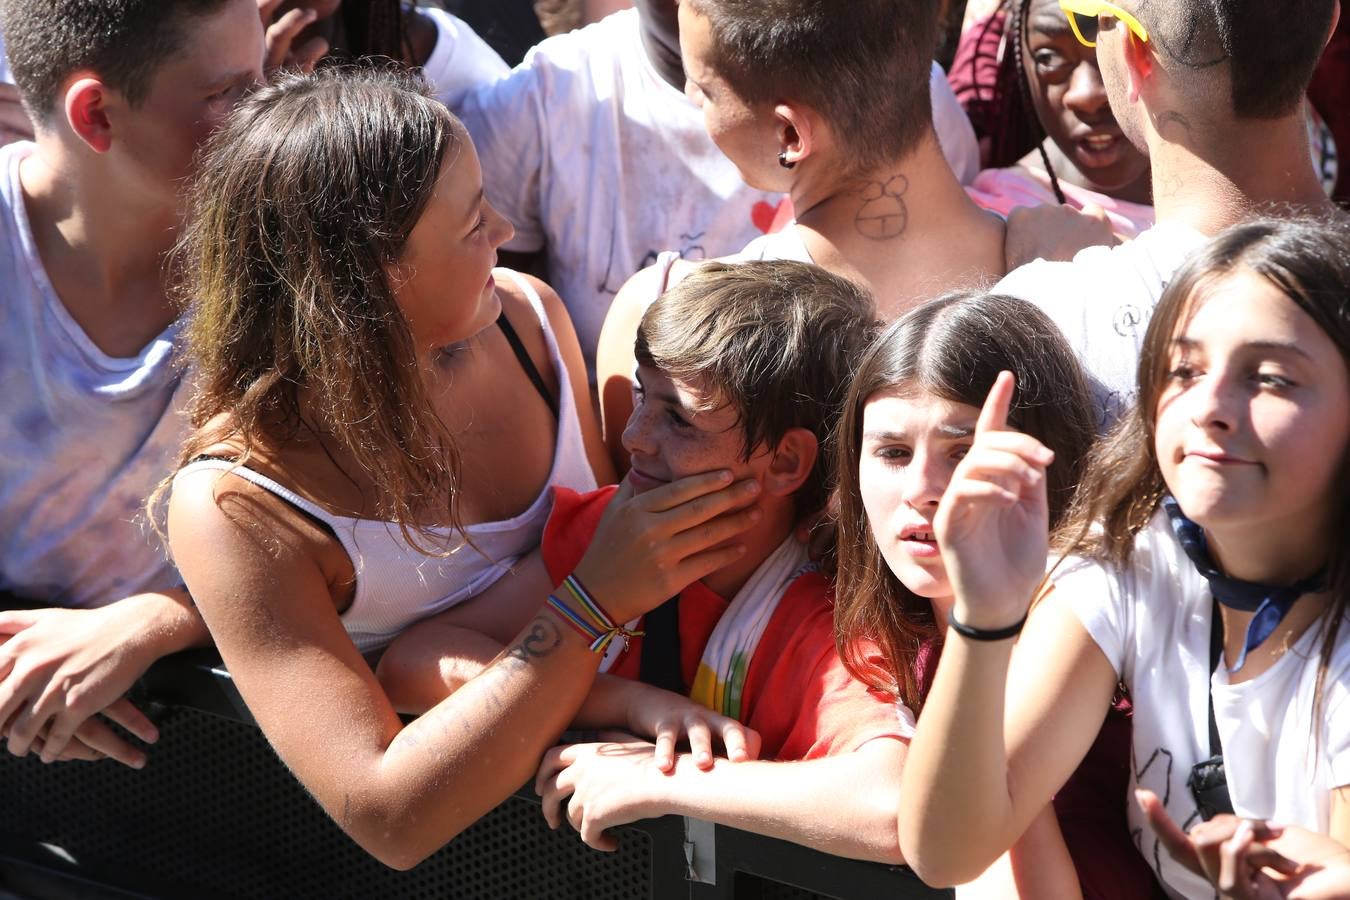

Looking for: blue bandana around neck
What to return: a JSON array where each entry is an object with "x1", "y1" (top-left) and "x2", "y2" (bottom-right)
[{"x1": 1162, "y1": 496, "x2": 1326, "y2": 672}]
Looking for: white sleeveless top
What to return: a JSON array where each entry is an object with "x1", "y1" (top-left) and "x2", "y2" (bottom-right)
[{"x1": 173, "y1": 271, "x2": 596, "y2": 653}]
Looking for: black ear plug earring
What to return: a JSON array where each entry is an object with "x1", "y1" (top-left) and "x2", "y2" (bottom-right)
[{"x1": 778, "y1": 151, "x2": 796, "y2": 170}]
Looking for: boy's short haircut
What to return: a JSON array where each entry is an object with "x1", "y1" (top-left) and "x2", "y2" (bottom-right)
[
  {"x1": 1135, "y1": 0, "x2": 1336, "y2": 118},
  {"x1": 686, "y1": 0, "x2": 941, "y2": 171},
  {"x1": 0, "y1": 0, "x2": 234, "y2": 121},
  {"x1": 635, "y1": 260, "x2": 878, "y2": 518}
]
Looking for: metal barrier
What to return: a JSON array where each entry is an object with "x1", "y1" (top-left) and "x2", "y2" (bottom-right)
[{"x1": 0, "y1": 650, "x2": 950, "y2": 900}]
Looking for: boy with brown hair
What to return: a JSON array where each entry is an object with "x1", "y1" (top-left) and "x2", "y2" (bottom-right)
[{"x1": 379, "y1": 260, "x2": 913, "y2": 861}]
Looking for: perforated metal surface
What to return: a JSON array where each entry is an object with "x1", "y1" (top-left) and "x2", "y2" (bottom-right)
[{"x1": 0, "y1": 705, "x2": 654, "y2": 899}]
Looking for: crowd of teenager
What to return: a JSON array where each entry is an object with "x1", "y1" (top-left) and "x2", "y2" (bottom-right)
[{"x1": 1, "y1": 0, "x2": 1348, "y2": 897}]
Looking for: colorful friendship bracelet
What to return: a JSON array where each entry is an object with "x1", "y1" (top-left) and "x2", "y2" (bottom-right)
[{"x1": 546, "y1": 574, "x2": 643, "y2": 654}]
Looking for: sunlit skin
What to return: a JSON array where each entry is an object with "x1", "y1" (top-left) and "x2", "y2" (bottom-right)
[
  {"x1": 677, "y1": 2, "x2": 790, "y2": 195},
  {"x1": 1020, "y1": 0, "x2": 1151, "y2": 202},
  {"x1": 1155, "y1": 270, "x2": 1350, "y2": 584},
  {"x1": 859, "y1": 390, "x2": 979, "y2": 614},
  {"x1": 620, "y1": 363, "x2": 822, "y2": 599},
  {"x1": 623, "y1": 364, "x2": 773, "y2": 493},
  {"x1": 104, "y1": 0, "x2": 266, "y2": 204},
  {"x1": 390, "y1": 136, "x2": 515, "y2": 359}
]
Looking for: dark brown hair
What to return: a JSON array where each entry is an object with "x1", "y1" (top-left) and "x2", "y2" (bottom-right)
[
  {"x1": 686, "y1": 0, "x2": 942, "y2": 170},
  {"x1": 1132, "y1": 0, "x2": 1335, "y2": 118},
  {"x1": 1058, "y1": 215, "x2": 1350, "y2": 727},
  {"x1": 158, "y1": 66, "x2": 466, "y2": 553},
  {"x1": 635, "y1": 260, "x2": 878, "y2": 522},
  {"x1": 835, "y1": 292, "x2": 1096, "y2": 712},
  {"x1": 0, "y1": 0, "x2": 233, "y2": 120}
]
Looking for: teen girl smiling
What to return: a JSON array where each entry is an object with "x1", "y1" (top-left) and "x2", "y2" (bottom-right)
[
  {"x1": 899, "y1": 216, "x2": 1350, "y2": 899},
  {"x1": 163, "y1": 68, "x2": 757, "y2": 867}
]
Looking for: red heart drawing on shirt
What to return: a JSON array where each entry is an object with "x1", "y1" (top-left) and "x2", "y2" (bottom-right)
[{"x1": 751, "y1": 197, "x2": 793, "y2": 234}]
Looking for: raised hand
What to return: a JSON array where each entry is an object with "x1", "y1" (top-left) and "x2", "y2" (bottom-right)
[
  {"x1": 258, "y1": 0, "x2": 332, "y2": 74},
  {"x1": 573, "y1": 471, "x2": 761, "y2": 623},
  {"x1": 934, "y1": 371, "x2": 1055, "y2": 630}
]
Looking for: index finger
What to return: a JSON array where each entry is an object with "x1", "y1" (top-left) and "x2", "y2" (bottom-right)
[
  {"x1": 1136, "y1": 789, "x2": 1204, "y2": 875},
  {"x1": 534, "y1": 744, "x2": 574, "y2": 794},
  {"x1": 975, "y1": 371, "x2": 1015, "y2": 436},
  {"x1": 634, "y1": 470, "x2": 735, "y2": 514}
]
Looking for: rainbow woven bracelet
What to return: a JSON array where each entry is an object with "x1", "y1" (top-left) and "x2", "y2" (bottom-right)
[{"x1": 546, "y1": 574, "x2": 644, "y2": 654}]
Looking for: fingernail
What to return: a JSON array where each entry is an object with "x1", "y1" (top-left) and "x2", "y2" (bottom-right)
[
  {"x1": 742, "y1": 481, "x2": 761, "y2": 494},
  {"x1": 718, "y1": 470, "x2": 734, "y2": 483}
]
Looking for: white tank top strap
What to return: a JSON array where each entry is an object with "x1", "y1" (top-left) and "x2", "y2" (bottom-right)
[
  {"x1": 495, "y1": 266, "x2": 546, "y2": 321},
  {"x1": 494, "y1": 267, "x2": 570, "y2": 390},
  {"x1": 174, "y1": 458, "x2": 338, "y2": 528}
]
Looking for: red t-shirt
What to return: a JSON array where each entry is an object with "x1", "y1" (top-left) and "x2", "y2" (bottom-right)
[{"x1": 542, "y1": 486, "x2": 907, "y2": 761}]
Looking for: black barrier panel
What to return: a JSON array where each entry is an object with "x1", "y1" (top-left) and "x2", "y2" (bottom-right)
[{"x1": 0, "y1": 652, "x2": 952, "y2": 900}]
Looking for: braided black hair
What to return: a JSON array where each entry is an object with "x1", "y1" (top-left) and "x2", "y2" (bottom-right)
[
  {"x1": 1006, "y1": 0, "x2": 1066, "y2": 203},
  {"x1": 337, "y1": 0, "x2": 410, "y2": 63}
]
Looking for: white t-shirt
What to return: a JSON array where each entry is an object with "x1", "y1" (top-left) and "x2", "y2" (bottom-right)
[
  {"x1": 1061, "y1": 513, "x2": 1350, "y2": 899},
  {"x1": 458, "y1": 8, "x2": 979, "y2": 373},
  {"x1": 419, "y1": 7, "x2": 508, "y2": 112},
  {"x1": 994, "y1": 222, "x2": 1209, "y2": 427},
  {"x1": 0, "y1": 142, "x2": 186, "y2": 606}
]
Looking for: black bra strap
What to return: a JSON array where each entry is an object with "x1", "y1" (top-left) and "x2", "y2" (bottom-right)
[
  {"x1": 497, "y1": 312, "x2": 559, "y2": 420},
  {"x1": 1208, "y1": 598, "x2": 1223, "y2": 755}
]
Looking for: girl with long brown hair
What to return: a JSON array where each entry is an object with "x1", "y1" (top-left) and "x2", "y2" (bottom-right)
[
  {"x1": 161, "y1": 67, "x2": 758, "y2": 867},
  {"x1": 834, "y1": 291, "x2": 1157, "y2": 897},
  {"x1": 900, "y1": 216, "x2": 1350, "y2": 898}
]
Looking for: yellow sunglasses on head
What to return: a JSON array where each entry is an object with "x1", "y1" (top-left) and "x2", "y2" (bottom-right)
[{"x1": 1057, "y1": 0, "x2": 1150, "y2": 47}]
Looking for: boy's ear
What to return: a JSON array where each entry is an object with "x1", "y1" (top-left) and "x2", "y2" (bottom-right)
[
  {"x1": 1122, "y1": 28, "x2": 1153, "y2": 104},
  {"x1": 773, "y1": 102, "x2": 815, "y2": 168},
  {"x1": 763, "y1": 427, "x2": 818, "y2": 497},
  {"x1": 65, "y1": 77, "x2": 115, "y2": 154}
]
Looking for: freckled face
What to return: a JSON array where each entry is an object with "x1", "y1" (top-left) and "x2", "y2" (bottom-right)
[
  {"x1": 858, "y1": 389, "x2": 979, "y2": 601},
  {"x1": 622, "y1": 364, "x2": 773, "y2": 492},
  {"x1": 1154, "y1": 270, "x2": 1350, "y2": 540}
]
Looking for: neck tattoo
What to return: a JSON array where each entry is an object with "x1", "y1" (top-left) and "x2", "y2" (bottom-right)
[{"x1": 853, "y1": 175, "x2": 910, "y2": 240}]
